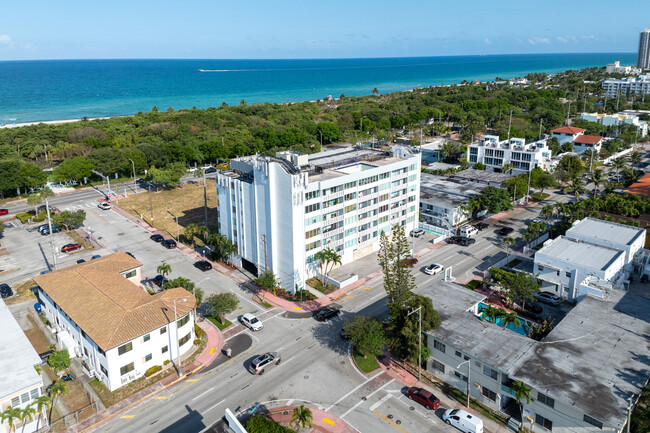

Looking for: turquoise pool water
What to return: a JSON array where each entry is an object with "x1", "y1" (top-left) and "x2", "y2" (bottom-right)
[{"x1": 477, "y1": 303, "x2": 532, "y2": 336}]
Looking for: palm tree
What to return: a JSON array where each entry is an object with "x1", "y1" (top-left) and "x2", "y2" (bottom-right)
[
  {"x1": 503, "y1": 236, "x2": 515, "y2": 255},
  {"x1": 19, "y1": 405, "x2": 36, "y2": 433},
  {"x1": 184, "y1": 223, "x2": 199, "y2": 246},
  {"x1": 157, "y1": 262, "x2": 172, "y2": 279},
  {"x1": 501, "y1": 311, "x2": 522, "y2": 329},
  {"x1": 541, "y1": 204, "x2": 554, "y2": 222},
  {"x1": 567, "y1": 175, "x2": 586, "y2": 201},
  {"x1": 33, "y1": 396, "x2": 51, "y2": 432},
  {"x1": 480, "y1": 305, "x2": 503, "y2": 324},
  {"x1": 48, "y1": 381, "x2": 69, "y2": 425},
  {"x1": 630, "y1": 151, "x2": 642, "y2": 167},
  {"x1": 1, "y1": 407, "x2": 22, "y2": 432},
  {"x1": 196, "y1": 225, "x2": 209, "y2": 244},
  {"x1": 554, "y1": 202, "x2": 566, "y2": 220},
  {"x1": 193, "y1": 287, "x2": 204, "y2": 308},
  {"x1": 591, "y1": 169, "x2": 603, "y2": 197},
  {"x1": 314, "y1": 248, "x2": 341, "y2": 290},
  {"x1": 511, "y1": 381, "x2": 532, "y2": 428},
  {"x1": 290, "y1": 405, "x2": 314, "y2": 429},
  {"x1": 502, "y1": 162, "x2": 514, "y2": 175},
  {"x1": 612, "y1": 157, "x2": 627, "y2": 183}
]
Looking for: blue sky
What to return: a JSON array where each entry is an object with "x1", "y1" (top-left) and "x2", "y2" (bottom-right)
[{"x1": 0, "y1": 0, "x2": 646, "y2": 60}]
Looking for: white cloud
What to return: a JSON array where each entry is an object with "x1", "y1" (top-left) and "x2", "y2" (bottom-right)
[
  {"x1": 580, "y1": 34, "x2": 596, "y2": 41},
  {"x1": 484, "y1": 38, "x2": 493, "y2": 45},
  {"x1": 556, "y1": 36, "x2": 568, "y2": 43},
  {"x1": 527, "y1": 37, "x2": 551, "y2": 45},
  {"x1": 0, "y1": 34, "x2": 11, "y2": 45}
]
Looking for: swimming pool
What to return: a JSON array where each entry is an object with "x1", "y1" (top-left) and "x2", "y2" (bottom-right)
[{"x1": 477, "y1": 303, "x2": 533, "y2": 336}]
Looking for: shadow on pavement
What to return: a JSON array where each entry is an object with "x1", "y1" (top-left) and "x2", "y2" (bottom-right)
[
  {"x1": 205, "y1": 333, "x2": 253, "y2": 370},
  {"x1": 309, "y1": 314, "x2": 350, "y2": 356},
  {"x1": 158, "y1": 404, "x2": 205, "y2": 433}
]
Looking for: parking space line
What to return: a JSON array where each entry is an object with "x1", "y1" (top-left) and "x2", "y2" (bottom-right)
[{"x1": 373, "y1": 409, "x2": 409, "y2": 433}]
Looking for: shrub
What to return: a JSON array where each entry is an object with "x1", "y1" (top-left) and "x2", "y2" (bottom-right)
[
  {"x1": 464, "y1": 280, "x2": 483, "y2": 290},
  {"x1": 163, "y1": 360, "x2": 170, "y2": 365},
  {"x1": 16, "y1": 211, "x2": 34, "y2": 224},
  {"x1": 33, "y1": 209, "x2": 47, "y2": 222},
  {"x1": 194, "y1": 338, "x2": 201, "y2": 346},
  {"x1": 48, "y1": 349, "x2": 71, "y2": 371},
  {"x1": 194, "y1": 324, "x2": 203, "y2": 338},
  {"x1": 145, "y1": 365, "x2": 162, "y2": 377},
  {"x1": 245, "y1": 414, "x2": 296, "y2": 433}
]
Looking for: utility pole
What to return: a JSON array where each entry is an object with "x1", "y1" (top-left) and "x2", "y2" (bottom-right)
[
  {"x1": 128, "y1": 158, "x2": 136, "y2": 192},
  {"x1": 45, "y1": 197, "x2": 57, "y2": 271},
  {"x1": 507, "y1": 110, "x2": 513, "y2": 141},
  {"x1": 148, "y1": 184, "x2": 153, "y2": 221},
  {"x1": 318, "y1": 129, "x2": 323, "y2": 149},
  {"x1": 583, "y1": 86, "x2": 587, "y2": 112},
  {"x1": 458, "y1": 360, "x2": 471, "y2": 408},
  {"x1": 407, "y1": 306, "x2": 422, "y2": 381},
  {"x1": 626, "y1": 395, "x2": 633, "y2": 433},
  {"x1": 539, "y1": 119, "x2": 543, "y2": 139},
  {"x1": 168, "y1": 211, "x2": 179, "y2": 240},
  {"x1": 203, "y1": 170, "x2": 208, "y2": 228},
  {"x1": 566, "y1": 101, "x2": 572, "y2": 125},
  {"x1": 91, "y1": 170, "x2": 112, "y2": 199}
]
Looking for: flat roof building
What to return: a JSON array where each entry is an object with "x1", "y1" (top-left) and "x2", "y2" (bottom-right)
[
  {"x1": 450, "y1": 168, "x2": 513, "y2": 187},
  {"x1": 603, "y1": 74, "x2": 650, "y2": 98},
  {"x1": 467, "y1": 135, "x2": 553, "y2": 174}
]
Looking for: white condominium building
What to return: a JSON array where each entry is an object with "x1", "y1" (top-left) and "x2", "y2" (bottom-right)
[
  {"x1": 467, "y1": 135, "x2": 553, "y2": 174},
  {"x1": 580, "y1": 111, "x2": 648, "y2": 137},
  {"x1": 216, "y1": 145, "x2": 421, "y2": 292},
  {"x1": 602, "y1": 74, "x2": 650, "y2": 97},
  {"x1": 605, "y1": 61, "x2": 641, "y2": 75}
]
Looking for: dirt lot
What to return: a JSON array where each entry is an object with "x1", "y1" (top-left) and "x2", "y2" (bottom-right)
[
  {"x1": 5, "y1": 279, "x2": 37, "y2": 305},
  {"x1": 117, "y1": 179, "x2": 218, "y2": 240}
]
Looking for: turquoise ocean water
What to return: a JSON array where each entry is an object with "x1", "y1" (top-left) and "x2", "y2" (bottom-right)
[{"x1": 0, "y1": 53, "x2": 636, "y2": 124}]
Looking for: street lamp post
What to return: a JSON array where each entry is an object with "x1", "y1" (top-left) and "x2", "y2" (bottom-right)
[
  {"x1": 317, "y1": 129, "x2": 323, "y2": 149},
  {"x1": 173, "y1": 298, "x2": 187, "y2": 378},
  {"x1": 168, "y1": 211, "x2": 179, "y2": 240},
  {"x1": 407, "y1": 306, "x2": 422, "y2": 381},
  {"x1": 457, "y1": 360, "x2": 471, "y2": 408},
  {"x1": 128, "y1": 158, "x2": 136, "y2": 192}
]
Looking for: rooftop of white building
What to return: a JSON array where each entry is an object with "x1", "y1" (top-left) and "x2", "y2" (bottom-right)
[
  {"x1": 536, "y1": 236, "x2": 624, "y2": 271},
  {"x1": 469, "y1": 135, "x2": 548, "y2": 152},
  {"x1": 566, "y1": 217, "x2": 645, "y2": 247},
  {"x1": 420, "y1": 173, "x2": 488, "y2": 198},
  {"x1": 421, "y1": 280, "x2": 650, "y2": 430},
  {"x1": 0, "y1": 301, "x2": 42, "y2": 401},
  {"x1": 450, "y1": 169, "x2": 513, "y2": 185}
]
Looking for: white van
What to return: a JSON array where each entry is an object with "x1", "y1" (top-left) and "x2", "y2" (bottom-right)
[
  {"x1": 459, "y1": 225, "x2": 479, "y2": 238},
  {"x1": 442, "y1": 409, "x2": 483, "y2": 433}
]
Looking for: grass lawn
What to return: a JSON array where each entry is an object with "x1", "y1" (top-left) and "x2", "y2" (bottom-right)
[
  {"x1": 117, "y1": 179, "x2": 219, "y2": 240},
  {"x1": 353, "y1": 349, "x2": 380, "y2": 373},
  {"x1": 306, "y1": 277, "x2": 338, "y2": 295},
  {"x1": 206, "y1": 315, "x2": 232, "y2": 330},
  {"x1": 531, "y1": 192, "x2": 550, "y2": 201},
  {"x1": 68, "y1": 229, "x2": 95, "y2": 251}
]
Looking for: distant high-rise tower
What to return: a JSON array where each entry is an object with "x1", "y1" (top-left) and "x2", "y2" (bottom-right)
[{"x1": 638, "y1": 29, "x2": 650, "y2": 69}]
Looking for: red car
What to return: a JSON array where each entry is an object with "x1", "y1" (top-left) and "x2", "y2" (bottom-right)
[
  {"x1": 61, "y1": 243, "x2": 82, "y2": 253},
  {"x1": 0, "y1": 209, "x2": 8, "y2": 216},
  {"x1": 406, "y1": 387, "x2": 440, "y2": 410},
  {"x1": 399, "y1": 257, "x2": 418, "y2": 267}
]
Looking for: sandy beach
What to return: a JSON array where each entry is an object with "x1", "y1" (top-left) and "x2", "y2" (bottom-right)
[{"x1": 0, "y1": 116, "x2": 124, "y2": 129}]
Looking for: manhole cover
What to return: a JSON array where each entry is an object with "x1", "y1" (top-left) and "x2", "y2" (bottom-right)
[
  {"x1": 362, "y1": 397, "x2": 366, "y2": 401},
  {"x1": 304, "y1": 375, "x2": 309, "y2": 379},
  {"x1": 396, "y1": 420, "x2": 401, "y2": 425},
  {"x1": 117, "y1": 233, "x2": 125, "y2": 236},
  {"x1": 410, "y1": 406, "x2": 415, "y2": 411},
  {"x1": 388, "y1": 414, "x2": 393, "y2": 420}
]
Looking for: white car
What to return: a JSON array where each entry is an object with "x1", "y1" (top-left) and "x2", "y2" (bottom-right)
[
  {"x1": 424, "y1": 263, "x2": 444, "y2": 275},
  {"x1": 240, "y1": 313, "x2": 263, "y2": 331},
  {"x1": 97, "y1": 202, "x2": 111, "y2": 210}
]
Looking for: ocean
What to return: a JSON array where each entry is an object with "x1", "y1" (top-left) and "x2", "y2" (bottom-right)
[{"x1": 0, "y1": 53, "x2": 637, "y2": 124}]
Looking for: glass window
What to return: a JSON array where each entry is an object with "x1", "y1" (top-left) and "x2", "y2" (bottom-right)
[
  {"x1": 145, "y1": 353, "x2": 152, "y2": 362},
  {"x1": 118, "y1": 342, "x2": 133, "y2": 355},
  {"x1": 433, "y1": 340, "x2": 446, "y2": 353},
  {"x1": 123, "y1": 270, "x2": 136, "y2": 278},
  {"x1": 100, "y1": 365, "x2": 108, "y2": 375},
  {"x1": 455, "y1": 350, "x2": 462, "y2": 357},
  {"x1": 583, "y1": 415, "x2": 603, "y2": 429},
  {"x1": 179, "y1": 332, "x2": 191, "y2": 346},
  {"x1": 535, "y1": 414, "x2": 553, "y2": 431},
  {"x1": 30, "y1": 388, "x2": 39, "y2": 400},
  {"x1": 162, "y1": 345, "x2": 168, "y2": 354},
  {"x1": 143, "y1": 334, "x2": 150, "y2": 342},
  {"x1": 11, "y1": 397, "x2": 20, "y2": 407},
  {"x1": 120, "y1": 362, "x2": 135, "y2": 376},
  {"x1": 177, "y1": 314, "x2": 190, "y2": 328},
  {"x1": 483, "y1": 365, "x2": 498, "y2": 380},
  {"x1": 431, "y1": 360, "x2": 445, "y2": 373},
  {"x1": 482, "y1": 387, "x2": 497, "y2": 401},
  {"x1": 160, "y1": 327, "x2": 167, "y2": 335},
  {"x1": 21, "y1": 392, "x2": 29, "y2": 403},
  {"x1": 538, "y1": 393, "x2": 555, "y2": 408}
]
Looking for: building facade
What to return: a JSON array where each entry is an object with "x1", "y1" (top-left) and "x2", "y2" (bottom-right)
[
  {"x1": 580, "y1": 112, "x2": 648, "y2": 138},
  {"x1": 602, "y1": 74, "x2": 650, "y2": 97},
  {"x1": 33, "y1": 253, "x2": 196, "y2": 391},
  {"x1": 0, "y1": 301, "x2": 45, "y2": 433},
  {"x1": 550, "y1": 126, "x2": 585, "y2": 145},
  {"x1": 467, "y1": 135, "x2": 552, "y2": 174},
  {"x1": 605, "y1": 61, "x2": 641, "y2": 75},
  {"x1": 216, "y1": 146, "x2": 420, "y2": 292},
  {"x1": 638, "y1": 29, "x2": 650, "y2": 70}
]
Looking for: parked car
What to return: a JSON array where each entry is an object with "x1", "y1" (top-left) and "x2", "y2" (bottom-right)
[
  {"x1": 458, "y1": 237, "x2": 475, "y2": 246},
  {"x1": 204, "y1": 167, "x2": 217, "y2": 174},
  {"x1": 240, "y1": 313, "x2": 263, "y2": 331},
  {"x1": 424, "y1": 263, "x2": 444, "y2": 276},
  {"x1": 150, "y1": 234, "x2": 164, "y2": 242},
  {"x1": 443, "y1": 409, "x2": 484, "y2": 433},
  {"x1": 91, "y1": 255, "x2": 101, "y2": 260},
  {"x1": 497, "y1": 227, "x2": 514, "y2": 236},
  {"x1": 459, "y1": 225, "x2": 479, "y2": 238},
  {"x1": 410, "y1": 228, "x2": 425, "y2": 237},
  {"x1": 153, "y1": 275, "x2": 169, "y2": 287},
  {"x1": 399, "y1": 257, "x2": 418, "y2": 267},
  {"x1": 406, "y1": 387, "x2": 440, "y2": 410},
  {"x1": 248, "y1": 352, "x2": 281, "y2": 375},
  {"x1": 61, "y1": 243, "x2": 82, "y2": 253},
  {"x1": 0, "y1": 284, "x2": 13, "y2": 298},
  {"x1": 447, "y1": 235, "x2": 464, "y2": 244},
  {"x1": 194, "y1": 260, "x2": 212, "y2": 271},
  {"x1": 76, "y1": 259, "x2": 86, "y2": 264},
  {"x1": 534, "y1": 291, "x2": 561, "y2": 305},
  {"x1": 97, "y1": 202, "x2": 111, "y2": 210},
  {"x1": 474, "y1": 222, "x2": 489, "y2": 231},
  {"x1": 315, "y1": 306, "x2": 341, "y2": 321},
  {"x1": 40, "y1": 225, "x2": 60, "y2": 235},
  {"x1": 162, "y1": 239, "x2": 177, "y2": 249},
  {"x1": 0, "y1": 209, "x2": 8, "y2": 216}
]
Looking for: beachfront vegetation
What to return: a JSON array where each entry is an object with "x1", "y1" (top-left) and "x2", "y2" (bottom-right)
[{"x1": 1, "y1": 67, "x2": 648, "y2": 199}]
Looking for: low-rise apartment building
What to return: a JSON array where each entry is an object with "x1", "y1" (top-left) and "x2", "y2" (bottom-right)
[
  {"x1": 580, "y1": 112, "x2": 648, "y2": 138},
  {"x1": 550, "y1": 126, "x2": 586, "y2": 145},
  {"x1": 467, "y1": 135, "x2": 553, "y2": 174},
  {"x1": 0, "y1": 301, "x2": 45, "y2": 433},
  {"x1": 423, "y1": 281, "x2": 650, "y2": 433},
  {"x1": 602, "y1": 74, "x2": 650, "y2": 97},
  {"x1": 533, "y1": 218, "x2": 645, "y2": 301},
  {"x1": 33, "y1": 252, "x2": 195, "y2": 391},
  {"x1": 216, "y1": 145, "x2": 420, "y2": 292}
]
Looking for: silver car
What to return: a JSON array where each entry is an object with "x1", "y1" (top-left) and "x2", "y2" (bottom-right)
[{"x1": 248, "y1": 352, "x2": 281, "y2": 375}]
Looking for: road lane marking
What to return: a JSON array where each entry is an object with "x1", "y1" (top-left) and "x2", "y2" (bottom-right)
[
  {"x1": 87, "y1": 209, "x2": 106, "y2": 224},
  {"x1": 154, "y1": 396, "x2": 168, "y2": 400},
  {"x1": 205, "y1": 399, "x2": 226, "y2": 412},
  {"x1": 326, "y1": 370, "x2": 385, "y2": 411},
  {"x1": 323, "y1": 417, "x2": 335, "y2": 425},
  {"x1": 373, "y1": 409, "x2": 409, "y2": 433},
  {"x1": 277, "y1": 355, "x2": 296, "y2": 367},
  {"x1": 192, "y1": 387, "x2": 214, "y2": 401},
  {"x1": 120, "y1": 415, "x2": 135, "y2": 419},
  {"x1": 185, "y1": 379, "x2": 200, "y2": 382},
  {"x1": 369, "y1": 393, "x2": 393, "y2": 411}
]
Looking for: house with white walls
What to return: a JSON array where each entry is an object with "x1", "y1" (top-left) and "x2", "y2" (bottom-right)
[
  {"x1": 550, "y1": 126, "x2": 586, "y2": 145},
  {"x1": 33, "y1": 252, "x2": 195, "y2": 391},
  {"x1": 466, "y1": 135, "x2": 553, "y2": 173}
]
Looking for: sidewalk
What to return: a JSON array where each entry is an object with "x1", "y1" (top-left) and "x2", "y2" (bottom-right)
[
  {"x1": 265, "y1": 406, "x2": 358, "y2": 433},
  {"x1": 376, "y1": 352, "x2": 512, "y2": 433},
  {"x1": 65, "y1": 318, "x2": 224, "y2": 433}
]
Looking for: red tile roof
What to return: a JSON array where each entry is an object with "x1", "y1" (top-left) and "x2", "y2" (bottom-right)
[
  {"x1": 624, "y1": 173, "x2": 650, "y2": 197},
  {"x1": 573, "y1": 135, "x2": 604, "y2": 145},
  {"x1": 551, "y1": 126, "x2": 586, "y2": 134}
]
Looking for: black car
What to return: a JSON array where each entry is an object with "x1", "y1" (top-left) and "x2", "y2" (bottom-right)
[
  {"x1": 0, "y1": 283, "x2": 13, "y2": 298},
  {"x1": 76, "y1": 259, "x2": 86, "y2": 264},
  {"x1": 150, "y1": 234, "x2": 164, "y2": 242},
  {"x1": 204, "y1": 167, "x2": 217, "y2": 174},
  {"x1": 194, "y1": 260, "x2": 212, "y2": 271},
  {"x1": 474, "y1": 222, "x2": 489, "y2": 230},
  {"x1": 315, "y1": 306, "x2": 341, "y2": 321},
  {"x1": 498, "y1": 227, "x2": 514, "y2": 236},
  {"x1": 91, "y1": 255, "x2": 101, "y2": 260},
  {"x1": 40, "y1": 225, "x2": 61, "y2": 235},
  {"x1": 162, "y1": 239, "x2": 177, "y2": 249},
  {"x1": 153, "y1": 275, "x2": 169, "y2": 287},
  {"x1": 447, "y1": 235, "x2": 464, "y2": 244},
  {"x1": 458, "y1": 237, "x2": 475, "y2": 246}
]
